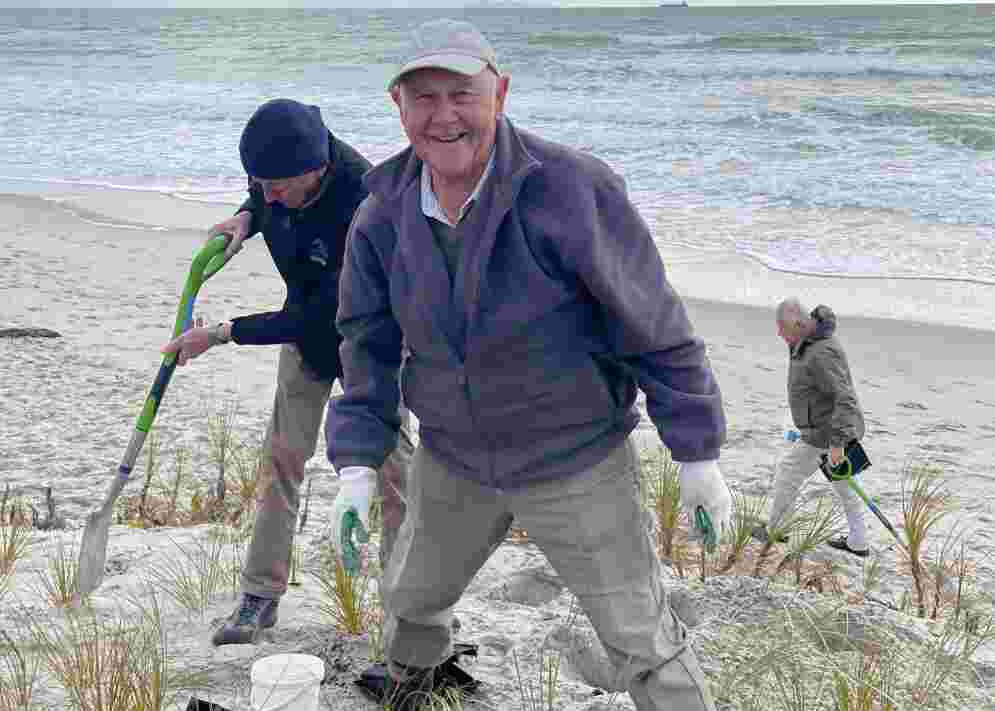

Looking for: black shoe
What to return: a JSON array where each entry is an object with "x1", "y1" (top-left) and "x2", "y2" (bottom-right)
[
  {"x1": 211, "y1": 593, "x2": 279, "y2": 646},
  {"x1": 356, "y1": 644, "x2": 479, "y2": 707},
  {"x1": 383, "y1": 664, "x2": 436, "y2": 711},
  {"x1": 827, "y1": 536, "x2": 869, "y2": 558},
  {"x1": 751, "y1": 524, "x2": 788, "y2": 544}
]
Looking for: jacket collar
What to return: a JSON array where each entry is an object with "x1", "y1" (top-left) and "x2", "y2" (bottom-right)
[{"x1": 363, "y1": 116, "x2": 541, "y2": 213}]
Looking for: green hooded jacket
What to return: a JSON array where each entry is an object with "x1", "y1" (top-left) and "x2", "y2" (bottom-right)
[{"x1": 787, "y1": 305, "x2": 865, "y2": 449}]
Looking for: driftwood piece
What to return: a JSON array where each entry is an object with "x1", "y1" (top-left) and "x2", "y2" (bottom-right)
[
  {"x1": 32, "y1": 486, "x2": 67, "y2": 531},
  {"x1": 0, "y1": 327, "x2": 62, "y2": 338}
]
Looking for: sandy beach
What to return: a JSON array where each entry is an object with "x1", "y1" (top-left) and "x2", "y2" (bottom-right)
[{"x1": 2, "y1": 187, "x2": 995, "y2": 709}]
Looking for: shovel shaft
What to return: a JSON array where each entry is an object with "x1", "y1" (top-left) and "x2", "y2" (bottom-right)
[
  {"x1": 842, "y1": 473, "x2": 910, "y2": 555},
  {"x1": 78, "y1": 235, "x2": 230, "y2": 598}
]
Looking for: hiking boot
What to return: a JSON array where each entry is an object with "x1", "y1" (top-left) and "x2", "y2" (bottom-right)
[
  {"x1": 211, "y1": 593, "x2": 279, "y2": 646},
  {"x1": 384, "y1": 663, "x2": 436, "y2": 711},
  {"x1": 751, "y1": 524, "x2": 788, "y2": 544},
  {"x1": 827, "y1": 536, "x2": 869, "y2": 558}
]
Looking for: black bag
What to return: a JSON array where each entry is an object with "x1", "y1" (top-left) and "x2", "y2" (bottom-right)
[
  {"x1": 820, "y1": 439, "x2": 871, "y2": 481},
  {"x1": 185, "y1": 698, "x2": 231, "y2": 711},
  {"x1": 355, "y1": 642, "x2": 480, "y2": 702}
]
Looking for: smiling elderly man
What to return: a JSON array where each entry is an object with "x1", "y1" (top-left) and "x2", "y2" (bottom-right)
[{"x1": 326, "y1": 19, "x2": 732, "y2": 711}]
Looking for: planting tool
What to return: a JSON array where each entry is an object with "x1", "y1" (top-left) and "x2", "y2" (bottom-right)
[
  {"x1": 339, "y1": 508, "x2": 370, "y2": 575},
  {"x1": 694, "y1": 505, "x2": 718, "y2": 553},
  {"x1": 76, "y1": 235, "x2": 230, "y2": 599},
  {"x1": 821, "y1": 454, "x2": 909, "y2": 555}
]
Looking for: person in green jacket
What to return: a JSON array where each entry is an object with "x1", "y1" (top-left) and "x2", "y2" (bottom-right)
[{"x1": 759, "y1": 298, "x2": 869, "y2": 557}]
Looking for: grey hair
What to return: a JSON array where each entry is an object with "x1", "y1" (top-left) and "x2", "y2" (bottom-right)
[{"x1": 776, "y1": 298, "x2": 806, "y2": 323}]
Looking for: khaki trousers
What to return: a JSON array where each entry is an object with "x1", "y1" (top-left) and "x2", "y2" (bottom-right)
[
  {"x1": 242, "y1": 344, "x2": 413, "y2": 598},
  {"x1": 769, "y1": 440, "x2": 868, "y2": 550},
  {"x1": 383, "y1": 439, "x2": 716, "y2": 711}
]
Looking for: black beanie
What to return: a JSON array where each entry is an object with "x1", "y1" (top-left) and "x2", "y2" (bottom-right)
[{"x1": 239, "y1": 99, "x2": 329, "y2": 179}]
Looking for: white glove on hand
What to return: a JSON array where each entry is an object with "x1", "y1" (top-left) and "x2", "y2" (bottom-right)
[
  {"x1": 678, "y1": 460, "x2": 733, "y2": 547},
  {"x1": 331, "y1": 466, "x2": 377, "y2": 573}
]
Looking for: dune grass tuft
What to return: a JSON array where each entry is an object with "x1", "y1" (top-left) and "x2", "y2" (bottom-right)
[
  {"x1": 0, "y1": 519, "x2": 31, "y2": 597},
  {"x1": 773, "y1": 497, "x2": 843, "y2": 582},
  {"x1": 316, "y1": 550, "x2": 375, "y2": 635},
  {"x1": 718, "y1": 491, "x2": 767, "y2": 574},
  {"x1": 900, "y1": 462, "x2": 954, "y2": 617},
  {"x1": 29, "y1": 590, "x2": 207, "y2": 711},
  {"x1": 0, "y1": 629, "x2": 40, "y2": 711},
  {"x1": 144, "y1": 533, "x2": 227, "y2": 617},
  {"x1": 640, "y1": 447, "x2": 683, "y2": 564},
  {"x1": 35, "y1": 536, "x2": 81, "y2": 607},
  {"x1": 512, "y1": 643, "x2": 563, "y2": 711}
]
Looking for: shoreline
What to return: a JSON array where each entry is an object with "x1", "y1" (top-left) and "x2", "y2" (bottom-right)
[{"x1": 2, "y1": 182, "x2": 993, "y2": 336}]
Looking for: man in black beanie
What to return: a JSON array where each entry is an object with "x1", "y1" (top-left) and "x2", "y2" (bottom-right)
[{"x1": 163, "y1": 98, "x2": 413, "y2": 645}]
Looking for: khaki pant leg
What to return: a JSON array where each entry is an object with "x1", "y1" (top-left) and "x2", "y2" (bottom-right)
[
  {"x1": 378, "y1": 406, "x2": 414, "y2": 572},
  {"x1": 242, "y1": 344, "x2": 332, "y2": 599},
  {"x1": 512, "y1": 440, "x2": 715, "y2": 711},
  {"x1": 383, "y1": 445, "x2": 510, "y2": 672},
  {"x1": 768, "y1": 441, "x2": 823, "y2": 532}
]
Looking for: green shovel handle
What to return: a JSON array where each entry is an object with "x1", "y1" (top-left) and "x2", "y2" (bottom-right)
[
  {"x1": 162, "y1": 235, "x2": 230, "y2": 363},
  {"x1": 136, "y1": 236, "x2": 230, "y2": 433}
]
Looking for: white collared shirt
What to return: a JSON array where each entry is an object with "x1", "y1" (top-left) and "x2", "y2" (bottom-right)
[{"x1": 420, "y1": 151, "x2": 496, "y2": 227}]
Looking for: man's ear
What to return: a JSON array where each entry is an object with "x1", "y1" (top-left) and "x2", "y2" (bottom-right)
[
  {"x1": 495, "y1": 74, "x2": 510, "y2": 116},
  {"x1": 390, "y1": 85, "x2": 402, "y2": 110}
]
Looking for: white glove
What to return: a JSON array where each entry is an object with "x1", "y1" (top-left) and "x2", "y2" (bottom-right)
[
  {"x1": 677, "y1": 460, "x2": 733, "y2": 546},
  {"x1": 331, "y1": 466, "x2": 377, "y2": 572}
]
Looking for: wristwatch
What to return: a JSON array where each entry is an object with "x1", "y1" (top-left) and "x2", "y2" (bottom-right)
[{"x1": 209, "y1": 321, "x2": 231, "y2": 346}]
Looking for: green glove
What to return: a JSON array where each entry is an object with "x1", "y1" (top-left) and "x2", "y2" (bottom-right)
[
  {"x1": 339, "y1": 508, "x2": 370, "y2": 575},
  {"x1": 694, "y1": 505, "x2": 718, "y2": 553}
]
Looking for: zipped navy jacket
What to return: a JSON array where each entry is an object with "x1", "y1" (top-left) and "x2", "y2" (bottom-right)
[{"x1": 229, "y1": 131, "x2": 371, "y2": 381}]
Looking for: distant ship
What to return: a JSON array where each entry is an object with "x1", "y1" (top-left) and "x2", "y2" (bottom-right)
[{"x1": 659, "y1": 0, "x2": 689, "y2": 6}]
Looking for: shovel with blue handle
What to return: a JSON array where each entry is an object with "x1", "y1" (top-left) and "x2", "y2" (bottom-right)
[{"x1": 76, "y1": 235, "x2": 230, "y2": 600}]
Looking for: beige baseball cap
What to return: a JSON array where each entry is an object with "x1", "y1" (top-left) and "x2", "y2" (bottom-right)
[{"x1": 388, "y1": 19, "x2": 500, "y2": 90}]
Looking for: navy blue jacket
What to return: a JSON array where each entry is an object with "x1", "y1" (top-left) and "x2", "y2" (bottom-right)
[
  {"x1": 230, "y1": 131, "x2": 371, "y2": 381},
  {"x1": 328, "y1": 118, "x2": 725, "y2": 488}
]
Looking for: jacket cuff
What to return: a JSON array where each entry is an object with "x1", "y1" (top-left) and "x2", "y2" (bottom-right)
[{"x1": 334, "y1": 456, "x2": 383, "y2": 471}]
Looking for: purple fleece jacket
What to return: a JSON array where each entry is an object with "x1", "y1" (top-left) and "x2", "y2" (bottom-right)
[{"x1": 327, "y1": 117, "x2": 726, "y2": 489}]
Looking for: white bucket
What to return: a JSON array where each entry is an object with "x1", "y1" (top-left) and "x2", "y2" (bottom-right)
[{"x1": 250, "y1": 653, "x2": 325, "y2": 711}]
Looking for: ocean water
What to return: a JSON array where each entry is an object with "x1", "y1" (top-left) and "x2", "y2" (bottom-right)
[{"x1": 1, "y1": 5, "x2": 993, "y2": 329}]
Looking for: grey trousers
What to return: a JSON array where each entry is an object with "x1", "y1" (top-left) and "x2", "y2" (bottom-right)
[
  {"x1": 241, "y1": 344, "x2": 414, "y2": 598},
  {"x1": 383, "y1": 438, "x2": 716, "y2": 711},
  {"x1": 769, "y1": 440, "x2": 868, "y2": 550}
]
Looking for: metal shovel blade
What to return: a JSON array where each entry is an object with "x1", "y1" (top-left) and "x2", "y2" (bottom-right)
[
  {"x1": 77, "y1": 464, "x2": 132, "y2": 599},
  {"x1": 77, "y1": 508, "x2": 111, "y2": 598}
]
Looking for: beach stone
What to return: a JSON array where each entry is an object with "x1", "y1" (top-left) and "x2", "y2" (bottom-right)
[
  {"x1": 0, "y1": 327, "x2": 61, "y2": 338},
  {"x1": 484, "y1": 565, "x2": 564, "y2": 606}
]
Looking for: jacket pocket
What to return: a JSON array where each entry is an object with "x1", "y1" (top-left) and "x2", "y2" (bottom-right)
[
  {"x1": 401, "y1": 360, "x2": 475, "y2": 434},
  {"x1": 476, "y1": 354, "x2": 617, "y2": 435}
]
